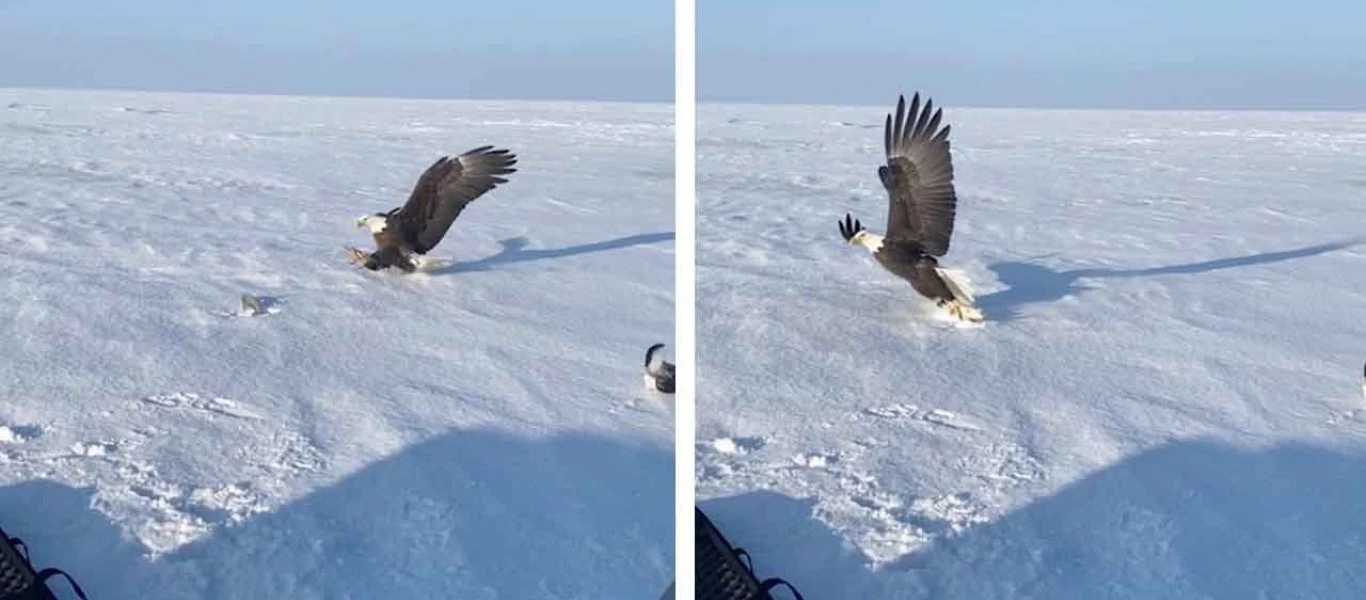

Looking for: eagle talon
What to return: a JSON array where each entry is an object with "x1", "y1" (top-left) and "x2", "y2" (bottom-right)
[{"x1": 345, "y1": 247, "x2": 369, "y2": 266}]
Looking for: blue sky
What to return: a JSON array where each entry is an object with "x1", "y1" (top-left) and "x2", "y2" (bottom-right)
[
  {"x1": 4, "y1": 1, "x2": 1363, "y2": 108},
  {"x1": 700, "y1": 0, "x2": 1366, "y2": 109},
  {"x1": 0, "y1": 0, "x2": 672, "y2": 101}
]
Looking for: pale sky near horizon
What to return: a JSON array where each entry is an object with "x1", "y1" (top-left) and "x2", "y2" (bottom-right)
[
  {"x1": 4, "y1": 1, "x2": 1365, "y2": 109},
  {"x1": 700, "y1": 0, "x2": 1366, "y2": 109},
  {"x1": 0, "y1": 0, "x2": 672, "y2": 102}
]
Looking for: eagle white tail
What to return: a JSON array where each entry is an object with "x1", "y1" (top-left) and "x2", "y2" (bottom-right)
[
  {"x1": 644, "y1": 343, "x2": 676, "y2": 394},
  {"x1": 646, "y1": 344, "x2": 668, "y2": 376},
  {"x1": 935, "y1": 268, "x2": 985, "y2": 323},
  {"x1": 935, "y1": 268, "x2": 976, "y2": 304}
]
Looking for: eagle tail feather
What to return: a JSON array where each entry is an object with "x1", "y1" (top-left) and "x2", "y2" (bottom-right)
[{"x1": 935, "y1": 267, "x2": 976, "y2": 305}]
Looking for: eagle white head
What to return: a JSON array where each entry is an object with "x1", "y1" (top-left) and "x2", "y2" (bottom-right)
[
  {"x1": 848, "y1": 230, "x2": 884, "y2": 253},
  {"x1": 839, "y1": 214, "x2": 884, "y2": 253},
  {"x1": 356, "y1": 214, "x2": 389, "y2": 234}
]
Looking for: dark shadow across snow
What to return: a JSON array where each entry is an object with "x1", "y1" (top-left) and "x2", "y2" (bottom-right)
[
  {"x1": 435, "y1": 232, "x2": 674, "y2": 275},
  {"x1": 700, "y1": 439, "x2": 1366, "y2": 600},
  {"x1": 978, "y1": 238, "x2": 1362, "y2": 321},
  {"x1": 0, "y1": 428, "x2": 673, "y2": 599}
]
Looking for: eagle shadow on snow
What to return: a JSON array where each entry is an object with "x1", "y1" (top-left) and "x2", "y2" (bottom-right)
[
  {"x1": 700, "y1": 439, "x2": 1366, "y2": 600},
  {"x1": 0, "y1": 428, "x2": 673, "y2": 599},
  {"x1": 979, "y1": 238, "x2": 1363, "y2": 322},
  {"x1": 432, "y1": 232, "x2": 674, "y2": 275}
]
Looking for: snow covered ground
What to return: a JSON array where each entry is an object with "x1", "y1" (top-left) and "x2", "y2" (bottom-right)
[
  {"x1": 0, "y1": 88, "x2": 674, "y2": 599},
  {"x1": 696, "y1": 103, "x2": 1366, "y2": 598}
]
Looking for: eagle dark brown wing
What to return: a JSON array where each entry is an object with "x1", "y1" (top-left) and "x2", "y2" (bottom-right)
[
  {"x1": 395, "y1": 146, "x2": 518, "y2": 254},
  {"x1": 880, "y1": 93, "x2": 957, "y2": 256}
]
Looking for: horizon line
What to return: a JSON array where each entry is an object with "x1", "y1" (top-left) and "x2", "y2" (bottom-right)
[
  {"x1": 0, "y1": 84, "x2": 674, "y2": 107},
  {"x1": 7, "y1": 85, "x2": 1364, "y2": 113},
  {"x1": 698, "y1": 96, "x2": 1366, "y2": 114}
]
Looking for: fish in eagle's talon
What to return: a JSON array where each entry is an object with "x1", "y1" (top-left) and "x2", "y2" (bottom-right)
[{"x1": 345, "y1": 247, "x2": 369, "y2": 265}]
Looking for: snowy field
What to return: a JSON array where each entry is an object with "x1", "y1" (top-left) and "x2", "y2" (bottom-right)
[
  {"x1": 696, "y1": 103, "x2": 1366, "y2": 598},
  {"x1": 0, "y1": 88, "x2": 674, "y2": 598}
]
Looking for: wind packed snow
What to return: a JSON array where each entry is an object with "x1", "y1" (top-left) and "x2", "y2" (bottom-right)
[
  {"x1": 697, "y1": 103, "x2": 1366, "y2": 598},
  {"x1": 0, "y1": 89, "x2": 674, "y2": 598}
]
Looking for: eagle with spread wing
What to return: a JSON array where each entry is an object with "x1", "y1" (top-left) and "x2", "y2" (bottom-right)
[
  {"x1": 840, "y1": 94, "x2": 982, "y2": 322},
  {"x1": 349, "y1": 146, "x2": 517, "y2": 272}
]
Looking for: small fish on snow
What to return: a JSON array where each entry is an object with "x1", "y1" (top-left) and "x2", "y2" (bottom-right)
[
  {"x1": 240, "y1": 294, "x2": 265, "y2": 316},
  {"x1": 231, "y1": 294, "x2": 278, "y2": 317}
]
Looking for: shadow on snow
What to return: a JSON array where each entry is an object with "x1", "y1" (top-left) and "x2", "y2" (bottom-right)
[
  {"x1": 0, "y1": 428, "x2": 673, "y2": 599},
  {"x1": 434, "y1": 232, "x2": 674, "y2": 275},
  {"x1": 700, "y1": 439, "x2": 1366, "y2": 600},
  {"x1": 978, "y1": 238, "x2": 1362, "y2": 322}
]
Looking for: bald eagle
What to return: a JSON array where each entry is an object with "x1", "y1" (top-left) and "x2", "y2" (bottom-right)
[
  {"x1": 840, "y1": 94, "x2": 983, "y2": 323},
  {"x1": 348, "y1": 146, "x2": 517, "y2": 272},
  {"x1": 644, "y1": 343, "x2": 675, "y2": 394}
]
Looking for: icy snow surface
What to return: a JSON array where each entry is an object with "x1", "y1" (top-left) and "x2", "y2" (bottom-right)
[
  {"x1": 1, "y1": 88, "x2": 674, "y2": 599},
  {"x1": 697, "y1": 103, "x2": 1366, "y2": 599}
]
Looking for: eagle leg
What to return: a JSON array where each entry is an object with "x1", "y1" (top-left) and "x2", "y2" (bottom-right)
[
  {"x1": 346, "y1": 247, "x2": 388, "y2": 271},
  {"x1": 345, "y1": 247, "x2": 370, "y2": 266}
]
